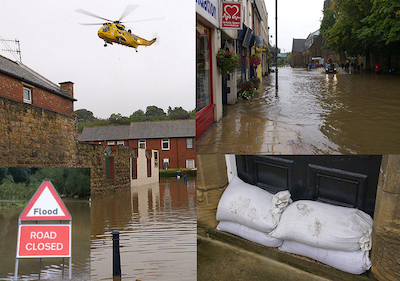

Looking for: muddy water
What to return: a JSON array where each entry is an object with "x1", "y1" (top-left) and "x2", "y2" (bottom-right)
[
  {"x1": 91, "y1": 177, "x2": 197, "y2": 280},
  {"x1": 0, "y1": 199, "x2": 91, "y2": 280},
  {"x1": 242, "y1": 67, "x2": 400, "y2": 154}
]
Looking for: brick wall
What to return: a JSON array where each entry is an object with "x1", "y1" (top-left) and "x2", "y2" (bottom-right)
[
  {"x1": 125, "y1": 137, "x2": 196, "y2": 169},
  {"x1": 0, "y1": 73, "x2": 73, "y2": 115}
]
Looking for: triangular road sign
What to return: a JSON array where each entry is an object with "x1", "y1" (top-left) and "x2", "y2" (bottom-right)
[{"x1": 19, "y1": 180, "x2": 71, "y2": 221}]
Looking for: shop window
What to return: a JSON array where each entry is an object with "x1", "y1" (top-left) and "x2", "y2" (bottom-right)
[
  {"x1": 196, "y1": 23, "x2": 212, "y2": 113},
  {"x1": 162, "y1": 139, "x2": 170, "y2": 150},
  {"x1": 23, "y1": 86, "x2": 32, "y2": 104},
  {"x1": 186, "y1": 138, "x2": 194, "y2": 149}
]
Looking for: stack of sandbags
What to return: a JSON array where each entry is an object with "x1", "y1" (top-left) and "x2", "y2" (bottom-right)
[
  {"x1": 216, "y1": 176, "x2": 292, "y2": 248},
  {"x1": 270, "y1": 200, "x2": 373, "y2": 274}
]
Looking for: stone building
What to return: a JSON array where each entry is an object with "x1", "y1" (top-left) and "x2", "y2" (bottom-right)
[{"x1": 0, "y1": 55, "x2": 130, "y2": 194}]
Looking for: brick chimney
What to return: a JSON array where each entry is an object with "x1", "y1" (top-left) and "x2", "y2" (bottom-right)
[{"x1": 60, "y1": 81, "x2": 74, "y2": 98}]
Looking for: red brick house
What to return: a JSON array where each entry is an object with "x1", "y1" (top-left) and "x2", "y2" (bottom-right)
[
  {"x1": 78, "y1": 120, "x2": 196, "y2": 170},
  {"x1": 0, "y1": 55, "x2": 75, "y2": 116}
]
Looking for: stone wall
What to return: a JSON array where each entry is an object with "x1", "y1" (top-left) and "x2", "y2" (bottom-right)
[
  {"x1": 0, "y1": 96, "x2": 131, "y2": 194},
  {"x1": 0, "y1": 96, "x2": 78, "y2": 166},
  {"x1": 371, "y1": 155, "x2": 400, "y2": 280}
]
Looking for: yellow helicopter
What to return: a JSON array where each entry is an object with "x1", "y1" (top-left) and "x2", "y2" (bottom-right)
[{"x1": 76, "y1": 5, "x2": 159, "y2": 52}]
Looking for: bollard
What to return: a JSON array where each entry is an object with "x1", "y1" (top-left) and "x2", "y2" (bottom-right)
[{"x1": 112, "y1": 230, "x2": 121, "y2": 277}]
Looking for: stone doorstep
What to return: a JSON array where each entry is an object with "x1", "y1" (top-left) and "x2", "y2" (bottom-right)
[{"x1": 197, "y1": 223, "x2": 377, "y2": 281}]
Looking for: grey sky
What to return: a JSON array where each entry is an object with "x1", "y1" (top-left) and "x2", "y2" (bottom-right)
[
  {"x1": 265, "y1": 0, "x2": 325, "y2": 52},
  {"x1": 1, "y1": 0, "x2": 194, "y2": 119}
]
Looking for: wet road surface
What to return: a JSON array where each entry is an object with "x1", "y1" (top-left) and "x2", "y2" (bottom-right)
[{"x1": 197, "y1": 67, "x2": 400, "y2": 154}]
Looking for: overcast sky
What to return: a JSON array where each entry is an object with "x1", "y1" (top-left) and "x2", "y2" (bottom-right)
[
  {"x1": 264, "y1": 0, "x2": 325, "y2": 52},
  {"x1": 1, "y1": 0, "x2": 194, "y2": 119}
]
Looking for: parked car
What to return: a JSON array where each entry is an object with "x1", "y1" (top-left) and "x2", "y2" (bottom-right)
[{"x1": 325, "y1": 63, "x2": 337, "y2": 74}]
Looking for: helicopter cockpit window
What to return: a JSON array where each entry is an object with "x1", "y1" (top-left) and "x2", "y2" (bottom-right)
[
  {"x1": 101, "y1": 26, "x2": 109, "y2": 32},
  {"x1": 116, "y1": 25, "x2": 124, "y2": 31}
]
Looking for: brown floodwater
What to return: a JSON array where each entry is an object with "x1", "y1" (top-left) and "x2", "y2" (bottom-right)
[
  {"x1": 239, "y1": 67, "x2": 400, "y2": 154},
  {"x1": 0, "y1": 199, "x2": 91, "y2": 280},
  {"x1": 90, "y1": 177, "x2": 197, "y2": 280}
]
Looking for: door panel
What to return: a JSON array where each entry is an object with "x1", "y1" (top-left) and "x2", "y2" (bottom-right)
[{"x1": 236, "y1": 155, "x2": 382, "y2": 217}]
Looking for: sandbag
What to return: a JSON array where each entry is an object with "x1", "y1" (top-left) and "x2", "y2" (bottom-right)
[
  {"x1": 279, "y1": 240, "x2": 371, "y2": 275},
  {"x1": 270, "y1": 200, "x2": 373, "y2": 252},
  {"x1": 216, "y1": 221, "x2": 283, "y2": 248},
  {"x1": 216, "y1": 176, "x2": 292, "y2": 233}
]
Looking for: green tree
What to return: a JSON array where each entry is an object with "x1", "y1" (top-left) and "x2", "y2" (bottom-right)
[
  {"x1": 144, "y1": 106, "x2": 167, "y2": 121},
  {"x1": 167, "y1": 107, "x2": 190, "y2": 120},
  {"x1": 109, "y1": 113, "x2": 130, "y2": 125},
  {"x1": 74, "y1": 109, "x2": 95, "y2": 123}
]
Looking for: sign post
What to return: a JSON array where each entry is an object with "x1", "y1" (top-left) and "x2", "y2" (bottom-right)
[{"x1": 14, "y1": 180, "x2": 72, "y2": 279}]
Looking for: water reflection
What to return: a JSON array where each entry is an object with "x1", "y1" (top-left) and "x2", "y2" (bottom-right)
[
  {"x1": 0, "y1": 199, "x2": 91, "y2": 280},
  {"x1": 259, "y1": 68, "x2": 400, "y2": 154},
  {"x1": 91, "y1": 177, "x2": 197, "y2": 280}
]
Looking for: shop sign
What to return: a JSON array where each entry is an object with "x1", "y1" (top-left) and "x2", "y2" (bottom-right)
[
  {"x1": 196, "y1": 0, "x2": 219, "y2": 28},
  {"x1": 220, "y1": 2, "x2": 242, "y2": 30}
]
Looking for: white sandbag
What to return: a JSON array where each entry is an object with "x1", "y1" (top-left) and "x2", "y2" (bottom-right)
[
  {"x1": 279, "y1": 240, "x2": 371, "y2": 275},
  {"x1": 216, "y1": 176, "x2": 292, "y2": 233},
  {"x1": 270, "y1": 200, "x2": 373, "y2": 252},
  {"x1": 216, "y1": 221, "x2": 283, "y2": 248}
]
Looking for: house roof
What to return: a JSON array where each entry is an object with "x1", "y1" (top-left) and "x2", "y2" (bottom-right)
[
  {"x1": 0, "y1": 55, "x2": 76, "y2": 101},
  {"x1": 292, "y1": 39, "x2": 306, "y2": 53},
  {"x1": 78, "y1": 120, "x2": 196, "y2": 142}
]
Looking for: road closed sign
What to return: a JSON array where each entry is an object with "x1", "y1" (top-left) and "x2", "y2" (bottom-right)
[{"x1": 17, "y1": 224, "x2": 71, "y2": 258}]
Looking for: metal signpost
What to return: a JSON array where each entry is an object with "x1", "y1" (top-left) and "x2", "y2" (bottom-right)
[{"x1": 14, "y1": 180, "x2": 72, "y2": 280}]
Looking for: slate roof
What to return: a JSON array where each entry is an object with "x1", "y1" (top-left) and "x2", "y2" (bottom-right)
[
  {"x1": 292, "y1": 39, "x2": 306, "y2": 53},
  {"x1": 0, "y1": 55, "x2": 76, "y2": 101},
  {"x1": 78, "y1": 120, "x2": 196, "y2": 142}
]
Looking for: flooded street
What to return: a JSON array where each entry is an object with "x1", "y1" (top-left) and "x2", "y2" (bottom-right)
[
  {"x1": 233, "y1": 67, "x2": 400, "y2": 154},
  {"x1": 0, "y1": 199, "x2": 91, "y2": 280},
  {"x1": 91, "y1": 177, "x2": 197, "y2": 280}
]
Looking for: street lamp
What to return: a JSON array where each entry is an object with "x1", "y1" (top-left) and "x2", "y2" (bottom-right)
[{"x1": 275, "y1": 0, "x2": 278, "y2": 89}]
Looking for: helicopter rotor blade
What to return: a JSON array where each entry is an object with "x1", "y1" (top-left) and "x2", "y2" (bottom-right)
[
  {"x1": 75, "y1": 8, "x2": 113, "y2": 22},
  {"x1": 79, "y1": 23, "x2": 105, "y2": 26},
  {"x1": 122, "y1": 17, "x2": 164, "y2": 24},
  {"x1": 118, "y1": 5, "x2": 139, "y2": 22}
]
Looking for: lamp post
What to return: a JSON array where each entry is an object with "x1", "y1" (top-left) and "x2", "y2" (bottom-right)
[{"x1": 275, "y1": 0, "x2": 278, "y2": 89}]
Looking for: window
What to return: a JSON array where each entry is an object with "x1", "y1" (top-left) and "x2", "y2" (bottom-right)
[
  {"x1": 139, "y1": 140, "x2": 146, "y2": 149},
  {"x1": 107, "y1": 141, "x2": 115, "y2": 146},
  {"x1": 186, "y1": 159, "x2": 195, "y2": 169},
  {"x1": 196, "y1": 23, "x2": 211, "y2": 112},
  {"x1": 23, "y1": 87, "x2": 32, "y2": 104},
  {"x1": 186, "y1": 138, "x2": 194, "y2": 149},
  {"x1": 146, "y1": 150, "x2": 152, "y2": 178},
  {"x1": 163, "y1": 158, "x2": 170, "y2": 169},
  {"x1": 131, "y1": 149, "x2": 138, "y2": 179},
  {"x1": 117, "y1": 141, "x2": 124, "y2": 146},
  {"x1": 154, "y1": 151, "x2": 159, "y2": 168},
  {"x1": 162, "y1": 139, "x2": 170, "y2": 150}
]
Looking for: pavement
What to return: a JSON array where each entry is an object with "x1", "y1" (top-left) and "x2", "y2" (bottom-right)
[{"x1": 196, "y1": 100, "x2": 318, "y2": 155}]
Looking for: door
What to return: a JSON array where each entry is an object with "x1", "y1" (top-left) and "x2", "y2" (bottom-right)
[{"x1": 236, "y1": 155, "x2": 382, "y2": 217}]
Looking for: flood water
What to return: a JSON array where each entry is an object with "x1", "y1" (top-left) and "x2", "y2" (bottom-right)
[
  {"x1": 0, "y1": 199, "x2": 91, "y2": 280},
  {"x1": 241, "y1": 67, "x2": 400, "y2": 154},
  {"x1": 91, "y1": 177, "x2": 197, "y2": 280}
]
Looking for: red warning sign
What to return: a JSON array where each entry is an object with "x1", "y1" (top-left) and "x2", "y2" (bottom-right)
[
  {"x1": 17, "y1": 224, "x2": 71, "y2": 258},
  {"x1": 19, "y1": 180, "x2": 71, "y2": 221}
]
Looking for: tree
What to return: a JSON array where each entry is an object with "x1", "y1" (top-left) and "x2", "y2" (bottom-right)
[
  {"x1": 74, "y1": 109, "x2": 95, "y2": 123},
  {"x1": 109, "y1": 113, "x2": 130, "y2": 125},
  {"x1": 144, "y1": 106, "x2": 167, "y2": 121},
  {"x1": 167, "y1": 107, "x2": 190, "y2": 120}
]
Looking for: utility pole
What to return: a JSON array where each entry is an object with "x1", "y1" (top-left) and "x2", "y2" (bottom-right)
[{"x1": 275, "y1": 0, "x2": 278, "y2": 89}]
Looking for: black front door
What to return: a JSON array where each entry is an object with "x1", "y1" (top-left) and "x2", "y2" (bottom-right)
[{"x1": 236, "y1": 155, "x2": 382, "y2": 217}]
